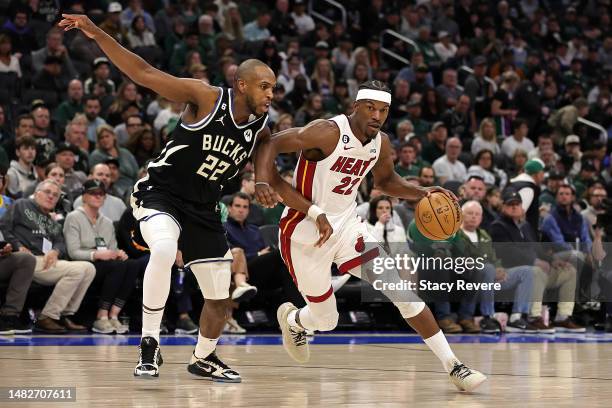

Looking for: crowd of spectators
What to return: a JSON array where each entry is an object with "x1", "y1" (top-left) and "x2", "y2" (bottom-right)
[{"x1": 0, "y1": 0, "x2": 611, "y2": 335}]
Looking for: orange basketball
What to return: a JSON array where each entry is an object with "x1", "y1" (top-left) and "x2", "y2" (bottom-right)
[{"x1": 415, "y1": 192, "x2": 462, "y2": 241}]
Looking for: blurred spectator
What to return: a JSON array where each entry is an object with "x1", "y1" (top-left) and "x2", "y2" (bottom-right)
[
  {"x1": 100, "y1": 2, "x2": 128, "y2": 44},
  {"x1": 356, "y1": 187, "x2": 405, "y2": 231},
  {"x1": 30, "y1": 104, "x2": 57, "y2": 164},
  {"x1": 422, "y1": 121, "x2": 448, "y2": 165},
  {"x1": 0, "y1": 34, "x2": 21, "y2": 78},
  {"x1": 310, "y1": 57, "x2": 334, "y2": 97},
  {"x1": 126, "y1": 128, "x2": 160, "y2": 168},
  {"x1": 54, "y1": 142, "x2": 87, "y2": 199},
  {"x1": 471, "y1": 118, "x2": 500, "y2": 157},
  {"x1": 464, "y1": 56, "x2": 493, "y2": 128},
  {"x1": 83, "y1": 96, "x2": 106, "y2": 143},
  {"x1": 515, "y1": 67, "x2": 547, "y2": 138},
  {"x1": 243, "y1": 10, "x2": 271, "y2": 42},
  {"x1": 2, "y1": 114, "x2": 34, "y2": 163},
  {"x1": 63, "y1": 121, "x2": 90, "y2": 172},
  {"x1": 436, "y1": 68, "x2": 462, "y2": 109},
  {"x1": 0, "y1": 180, "x2": 96, "y2": 333},
  {"x1": 434, "y1": 31, "x2": 457, "y2": 63},
  {"x1": 31, "y1": 55, "x2": 66, "y2": 99},
  {"x1": 0, "y1": 230, "x2": 36, "y2": 335},
  {"x1": 114, "y1": 107, "x2": 143, "y2": 146},
  {"x1": 508, "y1": 159, "x2": 545, "y2": 234},
  {"x1": 501, "y1": 118, "x2": 534, "y2": 160},
  {"x1": 365, "y1": 196, "x2": 407, "y2": 255},
  {"x1": 0, "y1": 165, "x2": 13, "y2": 216},
  {"x1": 54, "y1": 79, "x2": 84, "y2": 136},
  {"x1": 153, "y1": 101, "x2": 183, "y2": 133},
  {"x1": 433, "y1": 137, "x2": 466, "y2": 185},
  {"x1": 90, "y1": 125, "x2": 139, "y2": 200},
  {"x1": 291, "y1": 0, "x2": 315, "y2": 36},
  {"x1": 64, "y1": 180, "x2": 137, "y2": 334},
  {"x1": 120, "y1": 0, "x2": 155, "y2": 33},
  {"x1": 581, "y1": 186, "x2": 607, "y2": 237},
  {"x1": 7, "y1": 136, "x2": 37, "y2": 198},
  {"x1": 441, "y1": 94, "x2": 471, "y2": 140},
  {"x1": 73, "y1": 163, "x2": 127, "y2": 222},
  {"x1": 419, "y1": 166, "x2": 435, "y2": 188},
  {"x1": 84, "y1": 58, "x2": 116, "y2": 95},
  {"x1": 547, "y1": 98, "x2": 590, "y2": 143},
  {"x1": 294, "y1": 93, "x2": 325, "y2": 127},
  {"x1": 1, "y1": 7, "x2": 37, "y2": 55},
  {"x1": 395, "y1": 142, "x2": 428, "y2": 178},
  {"x1": 468, "y1": 149, "x2": 508, "y2": 189},
  {"x1": 491, "y1": 71, "x2": 519, "y2": 136},
  {"x1": 31, "y1": 28, "x2": 77, "y2": 79}
]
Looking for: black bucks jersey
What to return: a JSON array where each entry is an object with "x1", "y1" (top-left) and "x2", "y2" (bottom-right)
[{"x1": 133, "y1": 87, "x2": 268, "y2": 208}]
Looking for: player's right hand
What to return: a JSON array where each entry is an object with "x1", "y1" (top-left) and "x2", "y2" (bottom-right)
[
  {"x1": 255, "y1": 182, "x2": 282, "y2": 208},
  {"x1": 314, "y1": 214, "x2": 333, "y2": 247},
  {"x1": 58, "y1": 14, "x2": 100, "y2": 39}
]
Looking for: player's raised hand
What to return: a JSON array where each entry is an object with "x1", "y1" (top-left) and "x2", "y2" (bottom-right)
[
  {"x1": 254, "y1": 182, "x2": 282, "y2": 208},
  {"x1": 58, "y1": 14, "x2": 101, "y2": 39},
  {"x1": 314, "y1": 214, "x2": 333, "y2": 247}
]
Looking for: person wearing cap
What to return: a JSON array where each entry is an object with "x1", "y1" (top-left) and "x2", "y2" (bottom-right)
[
  {"x1": 100, "y1": 2, "x2": 128, "y2": 44},
  {"x1": 31, "y1": 55, "x2": 67, "y2": 99},
  {"x1": 54, "y1": 142, "x2": 87, "y2": 199},
  {"x1": 64, "y1": 179, "x2": 138, "y2": 334},
  {"x1": 490, "y1": 188, "x2": 572, "y2": 333},
  {"x1": 84, "y1": 57, "x2": 116, "y2": 95},
  {"x1": 0, "y1": 179, "x2": 96, "y2": 333},
  {"x1": 73, "y1": 163, "x2": 127, "y2": 223},
  {"x1": 507, "y1": 158, "x2": 546, "y2": 234},
  {"x1": 434, "y1": 31, "x2": 457, "y2": 63},
  {"x1": 30, "y1": 27, "x2": 78, "y2": 78},
  {"x1": 539, "y1": 169, "x2": 566, "y2": 208},
  {"x1": 561, "y1": 134, "x2": 582, "y2": 177},
  {"x1": 433, "y1": 137, "x2": 467, "y2": 185},
  {"x1": 291, "y1": 0, "x2": 315, "y2": 36},
  {"x1": 243, "y1": 9, "x2": 271, "y2": 42},
  {"x1": 501, "y1": 118, "x2": 535, "y2": 160},
  {"x1": 305, "y1": 40, "x2": 331, "y2": 76},
  {"x1": 422, "y1": 121, "x2": 448, "y2": 164},
  {"x1": 464, "y1": 55, "x2": 493, "y2": 127},
  {"x1": 572, "y1": 158, "x2": 599, "y2": 199}
]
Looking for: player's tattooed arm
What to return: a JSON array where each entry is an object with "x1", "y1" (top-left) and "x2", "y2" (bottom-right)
[
  {"x1": 372, "y1": 134, "x2": 457, "y2": 202},
  {"x1": 58, "y1": 14, "x2": 218, "y2": 111}
]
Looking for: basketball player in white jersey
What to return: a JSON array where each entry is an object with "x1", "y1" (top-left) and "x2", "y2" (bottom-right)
[{"x1": 255, "y1": 81, "x2": 487, "y2": 391}]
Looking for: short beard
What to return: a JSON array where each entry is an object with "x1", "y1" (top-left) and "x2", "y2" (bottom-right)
[{"x1": 245, "y1": 93, "x2": 259, "y2": 116}]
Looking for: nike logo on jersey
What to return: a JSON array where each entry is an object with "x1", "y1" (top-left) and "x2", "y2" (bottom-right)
[
  {"x1": 216, "y1": 114, "x2": 226, "y2": 126},
  {"x1": 343, "y1": 146, "x2": 354, "y2": 150},
  {"x1": 329, "y1": 156, "x2": 377, "y2": 176}
]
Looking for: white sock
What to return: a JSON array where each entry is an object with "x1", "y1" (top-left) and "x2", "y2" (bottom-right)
[
  {"x1": 195, "y1": 333, "x2": 219, "y2": 359},
  {"x1": 423, "y1": 330, "x2": 459, "y2": 373},
  {"x1": 555, "y1": 313, "x2": 567, "y2": 322},
  {"x1": 510, "y1": 313, "x2": 522, "y2": 323},
  {"x1": 99, "y1": 316, "x2": 108, "y2": 321},
  {"x1": 288, "y1": 307, "x2": 317, "y2": 331}
]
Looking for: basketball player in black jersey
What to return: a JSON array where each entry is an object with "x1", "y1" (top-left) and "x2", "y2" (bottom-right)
[{"x1": 59, "y1": 14, "x2": 332, "y2": 382}]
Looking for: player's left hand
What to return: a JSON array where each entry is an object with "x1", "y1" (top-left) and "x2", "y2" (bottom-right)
[
  {"x1": 314, "y1": 214, "x2": 333, "y2": 247},
  {"x1": 255, "y1": 182, "x2": 283, "y2": 208},
  {"x1": 424, "y1": 186, "x2": 458, "y2": 202}
]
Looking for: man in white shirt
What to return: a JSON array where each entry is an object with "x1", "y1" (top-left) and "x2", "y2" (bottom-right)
[
  {"x1": 501, "y1": 118, "x2": 535, "y2": 159},
  {"x1": 432, "y1": 137, "x2": 467, "y2": 184},
  {"x1": 291, "y1": 0, "x2": 315, "y2": 36}
]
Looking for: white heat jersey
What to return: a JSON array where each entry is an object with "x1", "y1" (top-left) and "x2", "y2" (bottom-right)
[{"x1": 280, "y1": 114, "x2": 381, "y2": 244}]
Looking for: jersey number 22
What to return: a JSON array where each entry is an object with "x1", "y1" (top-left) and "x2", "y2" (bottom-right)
[{"x1": 196, "y1": 154, "x2": 231, "y2": 181}]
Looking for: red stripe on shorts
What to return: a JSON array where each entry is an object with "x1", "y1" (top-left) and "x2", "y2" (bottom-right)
[
  {"x1": 338, "y1": 247, "x2": 380, "y2": 274},
  {"x1": 306, "y1": 286, "x2": 333, "y2": 303}
]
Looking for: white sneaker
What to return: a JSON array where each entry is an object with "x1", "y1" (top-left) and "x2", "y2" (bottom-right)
[
  {"x1": 331, "y1": 274, "x2": 351, "y2": 293},
  {"x1": 109, "y1": 318, "x2": 129, "y2": 334},
  {"x1": 277, "y1": 302, "x2": 310, "y2": 363},
  {"x1": 92, "y1": 318, "x2": 114, "y2": 334},
  {"x1": 449, "y1": 361, "x2": 487, "y2": 392},
  {"x1": 223, "y1": 318, "x2": 246, "y2": 334},
  {"x1": 231, "y1": 283, "x2": 258, "y2": 302}
]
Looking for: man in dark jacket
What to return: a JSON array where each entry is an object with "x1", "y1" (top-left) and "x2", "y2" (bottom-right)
[
  {"x1": 0, "y1": 180, "x2": 95, "y2": 333},
  {"x1": 514, "y1": 67, "x2": 547, "y2": 139},
  {"x1": 490, "y1": 190, "x2": 585, "y2": 333}
]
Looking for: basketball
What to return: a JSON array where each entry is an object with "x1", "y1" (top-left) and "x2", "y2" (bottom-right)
[{"x1": 415, "y1": 192, "x2": 462, "y2": 240}]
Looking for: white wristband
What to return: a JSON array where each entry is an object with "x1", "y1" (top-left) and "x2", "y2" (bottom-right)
[{"x1": 307, "y1": 205, "x2": 324, "y2": 220}]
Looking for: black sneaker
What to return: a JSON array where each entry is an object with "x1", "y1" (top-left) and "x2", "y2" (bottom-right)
[
  {"x1": 187, "y1": 351, "x2": 241, "y2": 383},
  {"x1": 0, "y1": 315, "x2": 15, "y2": 335},
  {"x1": 10, "y1": 315, "x2": 32, "y2": 334},
  {"x1": 479, "y1": 317, "x2": 501, "y2": 334},
  {"x1": 134, "y1": 337, "x2": 163, "y2": 378}
]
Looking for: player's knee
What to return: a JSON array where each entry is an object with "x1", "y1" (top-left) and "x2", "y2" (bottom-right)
[
  {"x1": 149, "y1": 238, "x2": 178, "y2": 267},
  {"x1": 395, "y1": 301, "x2": 426, "y2": 319}
]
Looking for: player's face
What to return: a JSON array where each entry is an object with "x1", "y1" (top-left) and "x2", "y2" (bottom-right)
[
  {"x1": 353, "y1": 99, "x2": 390, "y2": 140},
  {"x1": 243, "y1": 68, "x2": 276, "y2": 116}
]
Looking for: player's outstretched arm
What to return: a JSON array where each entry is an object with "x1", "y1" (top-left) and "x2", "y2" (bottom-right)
[
  {"x1": 372, "y1": 134, "x2": 456, "y2": 202},
  {"x1": 58, "y1": 14, "x2": 216, "y2": 106}
]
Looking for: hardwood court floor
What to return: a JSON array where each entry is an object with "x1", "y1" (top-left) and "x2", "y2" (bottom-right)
[{"x1": 1, "y1": 335, "x2": 612, "y2": 407}]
